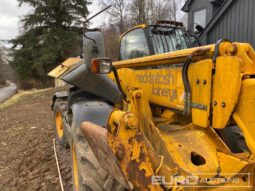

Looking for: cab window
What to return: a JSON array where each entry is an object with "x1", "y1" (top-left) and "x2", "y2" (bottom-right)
[
  {"x1": 149, "y1": 26, "x2": 191, "y2": 54},
  {"x1": 120, "y1": 28, "x2": 150, "y2": 60}
]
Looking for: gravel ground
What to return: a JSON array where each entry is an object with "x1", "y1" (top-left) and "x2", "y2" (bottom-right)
[{"x1": 0, "y1": 88, "x2": 71, "y2": 191}]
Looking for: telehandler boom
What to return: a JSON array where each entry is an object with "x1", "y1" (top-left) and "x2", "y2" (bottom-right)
[{"x1": 49, "y1": 21, "x2": 255, "y2": 191}]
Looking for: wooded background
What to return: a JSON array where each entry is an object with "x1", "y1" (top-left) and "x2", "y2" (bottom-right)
[
  {"x1": 0, "y1": 0, "x2": 186, "y2": 89},
  {"x1": 101, "y1": 0, "x2": 186, "y2": 60}
]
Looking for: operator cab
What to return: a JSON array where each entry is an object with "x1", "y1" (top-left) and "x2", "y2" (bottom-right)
[{"x1": 120, "y1": 21, "x2": 200, "y2": 61}]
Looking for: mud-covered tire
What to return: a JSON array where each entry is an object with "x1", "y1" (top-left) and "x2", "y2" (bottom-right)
[
  {"x1": 219, "y1": 126, "x2": 249, "y2": 153},
  {"x1": 54, "y1": 100, "x2": 68, "y2": 148},
  {"x1": 71, "y1": 128, "x2": 126, "y2": 191}
]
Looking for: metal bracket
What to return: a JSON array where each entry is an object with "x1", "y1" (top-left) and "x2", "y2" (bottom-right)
[{"x1": 191, "y1": 103, "x2": 208, "y2": 111}]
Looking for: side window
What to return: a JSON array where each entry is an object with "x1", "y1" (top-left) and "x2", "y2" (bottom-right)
[
  {"x1": 120, "y1": 28, "x2": 150, "y2": 60},
  {"x1": 193, "y1": 9, "x2": 206, "y2": 32}
]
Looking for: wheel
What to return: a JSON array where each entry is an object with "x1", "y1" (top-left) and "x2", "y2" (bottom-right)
[
  {"x1": 54, "y1": 100, "x2": 68, "y2": 148},
  {"x1": 219, "y1": 125, "x2": 249, "y2": 153},
  {"x1": 71, "y1": 128, "x2": 126, "y2": 191}
]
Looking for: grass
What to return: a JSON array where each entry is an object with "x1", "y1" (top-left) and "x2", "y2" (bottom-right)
[{"x1": 0, "y1": 88, "x2": 53, "y2": 110}]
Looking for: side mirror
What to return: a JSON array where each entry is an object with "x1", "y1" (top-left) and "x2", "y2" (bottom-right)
[
  {"x1": 83, "y1": 30, "x2": 106, "y2": 70},
  {"x1": 91, "y1": 58, "x2": 112, "y2": 74}
]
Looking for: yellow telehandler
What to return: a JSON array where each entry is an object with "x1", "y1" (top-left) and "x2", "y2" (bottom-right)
[{"x1": 49, "y1": 20, "x2": 255, "y2": 190}]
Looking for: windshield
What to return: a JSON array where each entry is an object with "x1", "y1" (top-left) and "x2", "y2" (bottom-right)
[{"x1": 148, "y1": 26, "x2": 198, "y2": 54}]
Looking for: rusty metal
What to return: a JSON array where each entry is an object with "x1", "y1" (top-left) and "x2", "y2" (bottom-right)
[
  {"x1": 116, "y1": 145, "x2": 126, "y2": 161},
  {"x1": 107, "y1": 111, "x2": 163, "y2": 191},
  {"x1": 124, "y1": 113, "x2": 138, "y2": 129},
  {"x1": 135, "y1": 92, "x2": 142, "y2": 99}
]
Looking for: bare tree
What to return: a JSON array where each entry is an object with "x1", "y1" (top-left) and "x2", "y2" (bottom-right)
[
  {"x1": 98, "y1": 0, "x2": 187, "y2": 60},
  {"x1": 0, "y1": 46, "x2": 16, "y2": 83},
  {"x1": 0, "y1": 47, "x2": 6, "y2": 85},
  {"x1": 128, "y1": 0, "x2": 186, "y2": 25},
  {"x1": 128, "y1": 0, "x2": 147, "y2": 25},
  {"x1": 148, "y1": 0, "x2": 174, "y2": 23},
  {"x1": 101, "y1": 0, "x2": 128, "y2": 34},
  {"x1": 172, "y1": 0, "x2": 186, "y2": 22},
  {"x1": 101, "y1": 23, "x2": 120, "y2": 61}
]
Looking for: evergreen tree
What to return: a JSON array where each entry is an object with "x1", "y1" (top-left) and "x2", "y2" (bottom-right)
[{"x1": 11, "y1": 0, "x2": 91, "y2": 82}]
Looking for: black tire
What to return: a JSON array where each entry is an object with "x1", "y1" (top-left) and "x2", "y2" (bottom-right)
[
  {"x1": 71, "y1": 128, "x2": 126, "y2": 191},
  {"x1": 54, "y1": 100, "x2": 68, "y2": 148},
  {"x1": 219, "y1": 126, "x2": 249, "y2": 153}
]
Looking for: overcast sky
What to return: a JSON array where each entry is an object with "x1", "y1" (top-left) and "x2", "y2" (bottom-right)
[{"x1": 0, "y1": 0, "x2": 105, "y2": 41}]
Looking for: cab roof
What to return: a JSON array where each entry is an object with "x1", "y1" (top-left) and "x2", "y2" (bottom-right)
[{"x1": 120, "y1": 21, "x2": 184, "y2": 39}]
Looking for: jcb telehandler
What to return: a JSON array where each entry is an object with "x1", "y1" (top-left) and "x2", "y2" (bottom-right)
[{"x1": 49, "y1": 19, "x2": 255, "y2": 190}]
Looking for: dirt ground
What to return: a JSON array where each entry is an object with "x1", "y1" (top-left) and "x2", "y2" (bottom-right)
[{"x1": 0, "y1": 88, "x2": 71, "y2": 191}]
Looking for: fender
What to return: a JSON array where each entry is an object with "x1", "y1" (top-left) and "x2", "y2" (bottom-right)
[
  {"x1": 71, "y1": 101, "x2": 113, "y2": 128},
  {"x1": 51, "y1": 91, "x2": 68, "y2": 110},
  {"x1": 64, "y1": 100, "x2": 113, "y2": 144}
]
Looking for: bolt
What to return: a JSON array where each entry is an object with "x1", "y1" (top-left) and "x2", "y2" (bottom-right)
[
  {"x1": 126, "y1": 114, "x2": 138, "y2": 129},
  {"x1": 242, "y1": 175, "x2": 248, "y2": 182},
  {"x1": 196, "y1": 79, "x2": 200, "y2": 84},
  {"x1": 228, "y1": 44, "x2": 238, "y2": 55},
  {"x1": 116, "y1": 147, "x2": 125, "y2": 160},
  {"x1": 213, "y1": 101, "x2": 217, "y2": 106},
  {"x1": 135, "y1": 92, "x2": 142, "y2": 99},
  {"x1": 203, "y1": 80, "x2": 207, "y2": 85},
  {"x1": 221, "y1": 102, "x2": 226, "y2": 108}
]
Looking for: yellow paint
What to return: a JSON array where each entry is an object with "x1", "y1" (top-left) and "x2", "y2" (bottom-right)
[
  {"x1": 189, "y1": 59, "x2": 212, "y2": 127},
  {"x1": 212, "y1": 56, "x2": 242, "y2": 129},
  {"x1": 55, "y1": 111, "x2": 63, "y2": 138},
  {"x1": 72, "y1": 144, "x2": 79, "y2": 191},
  {"x1": 48, "y1": 40, "x2": 255, "y2": 190},
  {"x1": 233, "y1": 79, "x2": 255, "y2": 156},
  {"x1": 235, "y1": 43, "x2": 255, "y2": 73},
  {"x1": 160, "y1": 124, "x2": 223, "y2": 178},
  {"x1": 48, "y1": 57, "x2": 82, "y2": 78},
  {"x1": 113, "y1": 45, "x2": 214, "y2": 69},
  {"x1": 116, "y1": 67, "x2": 183, "y2": 111},
  {"x1": 107, "y1": 110, "x2": 163, "y2": 190},
  {"x1": 113, "y1": 59, "x2": 212, "y2": 127},
  {"x1": 105, "y1": 43, "x2": 255, "y2": 190},
  {"x1": 120, "y1": 24, "x2": 147, "y2": 39},
  {"x1": 216, "y1": 152, "x2": 248, "y2": 176}
]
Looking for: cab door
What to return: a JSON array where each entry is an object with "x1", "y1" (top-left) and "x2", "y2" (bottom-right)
[{"x1": 120, "y1": 28, "x2": 152, "y2": 61}]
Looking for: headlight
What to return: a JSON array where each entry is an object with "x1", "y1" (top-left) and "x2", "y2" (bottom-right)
[{"x1": 91, "y1": 58, "x2": 112, "y2": 74}]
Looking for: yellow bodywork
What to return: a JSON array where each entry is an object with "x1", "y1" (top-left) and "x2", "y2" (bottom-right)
[
  {"x1": 234, "y1": 79, "x2": 255, "y2": 156},
  {"x1": 48, "y1": 57, "x2": 83, "y2": 78},
  {"x1": 105, "y1": 42, "x2": 255, "y2": 190},
  {"x1": 50, "y1": 41, "x2": 255, "y2": 190},
  {"x1": 55, "y1": 111, "x2": 64, "y2": 138}
]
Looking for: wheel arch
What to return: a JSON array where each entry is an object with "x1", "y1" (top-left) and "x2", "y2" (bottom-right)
[
  {"x1": 70, "y1": 100, "x2": 113, "y2": 128},
  {"x1": 51, "y1": 91, "x2": 68, "y2": 110}
]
